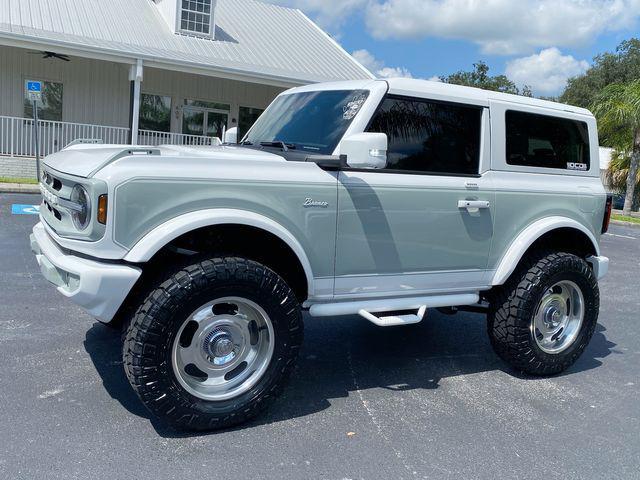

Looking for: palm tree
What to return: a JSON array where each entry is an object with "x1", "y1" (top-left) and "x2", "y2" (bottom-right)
[
  {"x1": 605, "y1": 150, "x2": 640, "y2": 210},
  {"x1": 592, "y1": 80, "x2": 640, "y2": 215}
]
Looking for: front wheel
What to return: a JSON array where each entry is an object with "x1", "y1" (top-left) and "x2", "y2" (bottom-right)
[
  {"x1": 122, "y1": 257, "x2": 303, "y2": 431},
  {"x1": 488, "y1": 251, "x2": 599, "y2": 376}
]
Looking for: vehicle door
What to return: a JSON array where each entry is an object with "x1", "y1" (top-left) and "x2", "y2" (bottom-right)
[{"x1": 334, "y1": 94, "x2": 495, "y2": 298}]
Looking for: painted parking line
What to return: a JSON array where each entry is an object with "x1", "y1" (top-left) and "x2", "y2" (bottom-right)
[
  {"x1": 11, "y1": 204, "x2": 40, "y2": 215},
  {"x1": 605, "y1": 233, "x2": 636, "y2": 240}
]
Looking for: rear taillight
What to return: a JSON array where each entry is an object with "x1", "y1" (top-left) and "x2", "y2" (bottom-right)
[{"x1": 602, "y1": 194, "x2": 613, "y2": 233}]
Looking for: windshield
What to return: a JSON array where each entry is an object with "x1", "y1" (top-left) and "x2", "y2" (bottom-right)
[{"x1": 243, "y1": 89, "x2": 370, "y2": 155}]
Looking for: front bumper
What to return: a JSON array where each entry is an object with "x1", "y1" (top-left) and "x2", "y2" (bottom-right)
[
  {"x1": 30, "y1": 222, "x2": 141, "y2": 322},
  {"x1": 587, "y1": 255, "x2": 609, "y2": 281}
]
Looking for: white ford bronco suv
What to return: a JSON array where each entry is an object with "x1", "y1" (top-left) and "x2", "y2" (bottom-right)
[{"x1": 31, "y1": 79, "x2": 612, "y2": 431}]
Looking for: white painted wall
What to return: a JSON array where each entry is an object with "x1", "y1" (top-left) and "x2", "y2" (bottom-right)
[
  {"x1": 142, "y1": 66, "x2": 283, "y2": 133},
  {"x1": 0, "y1": 45, "x2": 285, "y2": 132},
  {"x1": 599, "y1": 146, "x2": 614, "y2": 191},
  {"x1": 0, "y1": 45, "x2": 131, "y2": 127}
]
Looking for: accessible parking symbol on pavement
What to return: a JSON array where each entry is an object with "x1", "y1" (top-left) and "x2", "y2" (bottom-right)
[{"x1": 11, "y1": 204, "x2": 40, "y2": 215}]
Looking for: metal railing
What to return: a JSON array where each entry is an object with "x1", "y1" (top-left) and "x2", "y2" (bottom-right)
[
  {"x1": 0, "y1": 116, "x2": 220, "y2": 157},
  {"x1": 0, "y1": 116, "x2": 130, "y2": 157},
  {"x1": 138, "y1": 130, "x2": 221, "y2": 146}
]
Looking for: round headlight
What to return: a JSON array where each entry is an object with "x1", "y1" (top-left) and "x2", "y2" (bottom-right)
[{"x1": 70, "y1": 184, "x2": 91, "y2": 231}]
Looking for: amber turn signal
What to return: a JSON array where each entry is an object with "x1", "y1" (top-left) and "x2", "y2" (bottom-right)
[{"x1": 97, "y1": 194, "x2": 108, "y2": 225}]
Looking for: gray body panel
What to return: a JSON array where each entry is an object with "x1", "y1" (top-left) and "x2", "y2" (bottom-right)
[
  {"x1": 113, "y1": 176, "x2": 338, "y2": 279},
  {"x1": 488, "y1": 172, "x2": 606, "y2": 270},
  {"x1": 334, "y1": 170, "x2": 495, "y2": 297}
]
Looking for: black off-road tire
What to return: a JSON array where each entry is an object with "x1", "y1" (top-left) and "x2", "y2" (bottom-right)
[
  {"x1": 487, "y1": 251, "x2": 599, "y2": 376},
  {"x1": 122, "y1": 256, "x2": 303, "y2": 431}
]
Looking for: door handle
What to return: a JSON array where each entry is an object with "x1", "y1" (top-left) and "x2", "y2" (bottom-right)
[{"x1": 458, "y1": 200, "x2": 490, "y2": 210}]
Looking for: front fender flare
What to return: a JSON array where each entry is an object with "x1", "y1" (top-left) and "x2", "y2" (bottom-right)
[
  {"x1": 491, "y1": 216, "x2": 600, "y2": 286},
  {"x1": 124, "y1": 209, "x2": 316, "y2": 297}
]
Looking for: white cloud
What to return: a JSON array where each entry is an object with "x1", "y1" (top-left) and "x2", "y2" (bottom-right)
[
  {"x1": 263, "y1": 0, "x2": 366, "y2": 29},
  {"x1": 352, "y1": 49, "x2": 413, "y2": 78},
  {"x1": 365, "y1": 0, "x2": 640, "y2": 55},
  {"x1": 505, "y1": 48, "x2": 589, "y2": 95},
  {"x1": 377, "y1": 66, "x2": 414, "y2": 78}
]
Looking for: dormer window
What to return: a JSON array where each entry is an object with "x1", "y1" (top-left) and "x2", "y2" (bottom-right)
[
  {"x1": 152, "y1": 0, "x2": 217, "y2": 39},
  {"x1": 180, "y1": 0, "x2": 213, "y2": 36}
]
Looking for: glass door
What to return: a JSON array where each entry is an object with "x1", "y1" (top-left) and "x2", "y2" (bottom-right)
[
  {"x1": 206, "y1": 111, "x2": 229, "y2": 139},
  {"x1": 182, "y1": 106, "x2": 229, "y2": 140},
  {"x1": 182, "y1": 107, "x2": 205, "y2": 136}
]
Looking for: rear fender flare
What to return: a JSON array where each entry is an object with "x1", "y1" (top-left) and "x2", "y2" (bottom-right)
[{"x1": 491, "y1": 216, "x2": 600, "y2": 286}]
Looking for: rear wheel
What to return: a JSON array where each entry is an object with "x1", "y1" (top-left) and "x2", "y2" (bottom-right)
[
  {"x1": 122, "y1": 256, "x2": 303, "y2": 431},
  {"x1": 488, "y1": 251, "x2": 599, "y2": 376}
]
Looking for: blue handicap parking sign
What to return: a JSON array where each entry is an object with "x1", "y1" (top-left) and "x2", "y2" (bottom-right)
[
  {"x1": 11, "y1": 204, "x2": 40, "y2": 215},
  {"x1": 27, "y1": 81, "x2": 42, "y2": 92}
]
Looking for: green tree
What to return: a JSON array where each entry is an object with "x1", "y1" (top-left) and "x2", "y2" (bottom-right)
[
  {"x1": 561, "y1": 38, "x2": 640, "y2": 108},
  {"x1": 592, "y1": 80, "x2": 640, "y2": 214},
  {"x1": 442, "y1": 61, "x2": 533, "y2": 97}
]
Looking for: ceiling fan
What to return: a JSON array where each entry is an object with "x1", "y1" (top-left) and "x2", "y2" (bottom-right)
[{"x1": 28, "y1": 51, "x2": 71, "y2": 61}]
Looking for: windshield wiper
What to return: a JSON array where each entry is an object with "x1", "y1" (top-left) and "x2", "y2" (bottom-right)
[
  {"x1": 240, "y1": 141, "x2": 253, "y2": 146},
  {"x1": 259, "y1": 140, "x2": 296, "y2": 152}
]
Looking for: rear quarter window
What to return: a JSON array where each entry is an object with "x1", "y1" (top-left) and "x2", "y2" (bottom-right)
[{"x1": 505, "y1": 110, "x2": 590, "y2": 171}]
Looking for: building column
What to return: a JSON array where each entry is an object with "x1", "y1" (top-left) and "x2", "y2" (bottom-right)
[{"x1": 128, "y1": 59, "x2": 144, "y2": 144}]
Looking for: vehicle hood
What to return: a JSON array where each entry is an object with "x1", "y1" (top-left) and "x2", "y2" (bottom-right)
[{"x1": 43, "y1": 144, "x2": 286, "y2": 178}]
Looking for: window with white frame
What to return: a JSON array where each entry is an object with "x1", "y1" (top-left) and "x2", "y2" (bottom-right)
[{"x1": 180, "y1": 0, "x2": 213, "y2": 36}]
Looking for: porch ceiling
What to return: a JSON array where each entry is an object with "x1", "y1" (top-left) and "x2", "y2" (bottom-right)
[{"x1": 0, "y1": 0, "x2": 373, "y2": 88}]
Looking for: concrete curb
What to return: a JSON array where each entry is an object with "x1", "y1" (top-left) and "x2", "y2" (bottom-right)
[
  {"x1": 0, "y1": 183, "x2": 40, "y2": 194},
  {"x1": 611, "y1": 219, "x2": 640, "y2": 228}
]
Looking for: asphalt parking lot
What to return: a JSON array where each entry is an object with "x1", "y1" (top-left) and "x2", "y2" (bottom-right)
[{"x1": 1, "y1": 192, "x2": 639, "y2": 480}]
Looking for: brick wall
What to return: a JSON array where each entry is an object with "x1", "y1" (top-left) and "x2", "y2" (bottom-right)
[{"x1": 0, "y1": 156, "x2": 38, "y2": 179}]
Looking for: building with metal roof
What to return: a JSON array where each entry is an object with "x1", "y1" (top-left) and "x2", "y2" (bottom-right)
[{"x1": 0, "y1": 0, "x2": 373, "y2": 177}]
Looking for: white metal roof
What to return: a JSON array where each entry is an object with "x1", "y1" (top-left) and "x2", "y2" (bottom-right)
[{"x1": 0, "y1": 0, "x2": 374, "y2": 87}]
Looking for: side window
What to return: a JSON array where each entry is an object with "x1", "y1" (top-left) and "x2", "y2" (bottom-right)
[
  {"x1": 367, "y1": 96, "x2": 482, "y2": 175},
  {"x1": 505, "y1": 110, "x2": 590, "y2": 170}
]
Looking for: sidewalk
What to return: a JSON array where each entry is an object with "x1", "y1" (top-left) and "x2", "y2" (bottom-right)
[{"x1": 0, "y1": 182, "x2": 40, "y2": 194}]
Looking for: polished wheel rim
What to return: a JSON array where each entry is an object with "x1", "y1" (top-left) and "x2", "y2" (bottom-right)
[
  {"x1": 532, "y1": 280, "x2": 584, "y2": 354},
  {"x1": 172, "y1": 297, "x2": 274, "y2": 401}
]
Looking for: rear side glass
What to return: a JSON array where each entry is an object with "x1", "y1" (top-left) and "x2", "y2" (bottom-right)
[{"x1": 505, "y1": 110, "x2": 590, "y2": 171}]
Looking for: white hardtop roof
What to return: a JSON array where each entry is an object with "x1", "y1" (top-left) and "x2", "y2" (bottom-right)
[
  {"x1": 0, "y1": 0, "x2": 373, "y2": 87},
  {"x1": 286, "y1": 78, "x2": 593, "y2": 116}
]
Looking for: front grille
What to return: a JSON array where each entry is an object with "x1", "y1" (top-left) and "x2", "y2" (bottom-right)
[
  {"x1": 42, "y1": 171, "x2": 62, "y2": 191},
  {"x1": 38, "y1": 166, "x2": 106, "y2": 242},
  {"x1": 43, "y1": 200, "x2": 62, "y2": 221},
  {"x1": 39, "y1": 168, "x2": 76, "y2": 235}
]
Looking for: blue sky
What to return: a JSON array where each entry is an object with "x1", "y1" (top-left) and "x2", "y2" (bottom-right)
[{"x1": 268, "y1": 0, "x2": 640, "y2": 96}]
